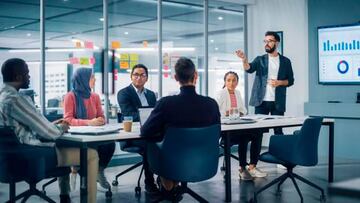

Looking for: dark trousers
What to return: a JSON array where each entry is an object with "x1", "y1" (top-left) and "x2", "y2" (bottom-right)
[
  {"x1": 97, "y1": 142, "x2": 116, "y2": 168},
  {"x1": 230, "y1": 130, "x2": 262, "y2": 168},
  {"x1": 255, "y1": 101, "x2": 284, "y2": 135},
  {"x1": 142, "y1": 151, "x2": 155, "y2": 185}
]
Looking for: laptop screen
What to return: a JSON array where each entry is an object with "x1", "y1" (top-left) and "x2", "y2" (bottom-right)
[{"x1": 138, "y1": 107, "x2": 153, "y2": 126}]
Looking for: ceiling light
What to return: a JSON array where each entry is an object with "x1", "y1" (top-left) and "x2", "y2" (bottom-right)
[
  {"x1": 218, "y1": 16, "x2": 223, "y2": 20},
  {"x1": 26, "y1": 33, "x2": 31, "y2": 37},
  {"x1": 8, "y1": 48, "x2": 86, "y2": 53},
  {"x1": 210, "y1": 39, "x2": 214, "y2": 43},
  {"x1": 124, "y1": 32, "x2": 129, "y2": 35},
  {"x1": 115, "y1": 47, "x2": 196, "y2": 53},
  {"x1": 99, "y1": 18, "x2": 104, "y2": 22},
  {"x1": 215, "y1": 47, "x2": 219, "y2": 51}
]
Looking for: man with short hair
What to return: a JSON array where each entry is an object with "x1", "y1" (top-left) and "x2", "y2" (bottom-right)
[
  {"x1": 236, "y1": 31, "x2": 294, "y2": 134},
  {"x1": 235, "y1": 31, "x2": 294, "y2": 178},
  {"x1": 140, "y1": 57, "x2": 220, "y2": 200},
  {"x1": 0, "y1": 58, "x2": 99, "y2": 203},
  {"x1": 117, "y1": 64, "x2": 156, "y2": 121},
  {"x1": 117, "y1": 64, "x2": 158, "y2": 194}
]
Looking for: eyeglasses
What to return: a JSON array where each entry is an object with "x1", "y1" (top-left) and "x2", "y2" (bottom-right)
[
  {"x1": 263, "y1": 40, "x2": 277, "y2": 44},
  {"x1": 132, "y1": 73, "x2": 147, "y2": 79}
]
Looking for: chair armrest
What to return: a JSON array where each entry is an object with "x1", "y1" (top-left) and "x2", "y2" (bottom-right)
[
  {"x1": 293, "y1": 130, "x2": 301, "y2": 136},
  {"x1": 268, "y1": 134, "x2": 298, "y2": 162}
]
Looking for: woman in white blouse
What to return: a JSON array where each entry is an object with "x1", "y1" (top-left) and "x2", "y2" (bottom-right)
[{"x1": 216, "y1": 71, "x2": 267, "y2": 181}]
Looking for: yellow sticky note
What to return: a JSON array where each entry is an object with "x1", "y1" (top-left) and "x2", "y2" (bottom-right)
[
  {"x1": 130, "y1": 61, "x2": 137, "y2": 69},
  {"x1": 130, "y1": 54, "x2": 139, "y2": 61},
  {"x1": 80, "y1": 57, "x2": 89, "y2": 65},
  {"x1": 120, "y1": 54, "x2": 129, "y2": 60}
]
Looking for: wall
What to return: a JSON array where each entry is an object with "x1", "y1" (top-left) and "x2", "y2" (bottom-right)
[
  {"x1": 307, "y1": 0, "x2": 360, "y2": 161},
  {"x1": 246, "y1": 0, "x2": 308, "y2": 144}
]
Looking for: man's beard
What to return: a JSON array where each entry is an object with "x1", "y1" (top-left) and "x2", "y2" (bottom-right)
[{"x1": 265, "y1": 45, "x2": 276, "y2": 53}]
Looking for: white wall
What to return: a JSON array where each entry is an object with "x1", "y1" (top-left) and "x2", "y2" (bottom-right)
[{"x1": 246, "y1": 0, "x2": 308, "y2": 142}]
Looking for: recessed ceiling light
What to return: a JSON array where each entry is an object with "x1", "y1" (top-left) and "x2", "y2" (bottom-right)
[
  {"x1": 99, "y1": 18, "x2": 104, "y2": 21},
  {"x1": 215, "y1": 47, "x2": 219, "y2": 51},
  {"x1": 10, "y1": 26, "x2": 15, "y2": 29},
  {"x1": 210, "y1": 39, "x2": 214, "y2": 43},
  {"x1": 124, "y1": 32, "x2": 129, "y2": 35},
  {"x1": 218, "y1": 16, "x2": 223, "y2": 20},
  {"x1": 26, "y1": 33, "x2": 31, "y2": 37}
]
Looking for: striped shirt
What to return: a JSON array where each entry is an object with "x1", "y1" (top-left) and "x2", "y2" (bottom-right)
[
  {"x1": 0, "y1": 84, "x2": 64, "y2": 147},
  {"x1": 229, "y1": 93, "x2": 237, "y2": 108}
]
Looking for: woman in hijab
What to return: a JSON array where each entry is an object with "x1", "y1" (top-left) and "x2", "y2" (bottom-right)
[{"x1": 63, "y1": 68, "x2": 115, "y2": 191}]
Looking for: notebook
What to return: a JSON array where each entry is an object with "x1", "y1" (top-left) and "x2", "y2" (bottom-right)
[
  {"x1": 68, "y1": 123, "x2": 121, "y2": 135},
  {"x1": 138, "y1": 107, "x2": 153, "y2": 127}
]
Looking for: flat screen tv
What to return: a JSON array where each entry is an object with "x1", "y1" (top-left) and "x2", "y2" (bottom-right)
[{"x1": 318, "y1": 23, "x2": 360, "y2": 84}]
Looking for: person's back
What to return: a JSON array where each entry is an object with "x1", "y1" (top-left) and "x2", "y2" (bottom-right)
[
  {"x1": 140, "y1": 57, "x2": 220, "y2": 200},
  {"x1": 144, "y1": 86, "x2": 218, "y2": 132}
]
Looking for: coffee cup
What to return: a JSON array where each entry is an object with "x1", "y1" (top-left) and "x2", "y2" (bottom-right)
[{"x1": 123, "y1": 116, "x2": 133, "y2": 132}]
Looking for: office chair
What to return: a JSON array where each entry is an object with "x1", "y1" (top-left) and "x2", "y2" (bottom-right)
[
  {"x1": 0, "y1": 126, "x2": 69, "y2": 203},
  {"x1": 112, "y1": 113, "x2": 144, "y2": 197},
  {"x1": 112, "y1": 141, "x2": 144, "y2": 196},
  {"x1": 147, "y1": 124, "x2": 221, "y2": 202},
  {"x1": 251, "y1": 117, "x2": 325, "y2": 203}
]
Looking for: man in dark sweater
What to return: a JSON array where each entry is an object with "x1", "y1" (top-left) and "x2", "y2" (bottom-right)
[{"x1": 141, "y1": 57, "x2": 220, "y2": 199}]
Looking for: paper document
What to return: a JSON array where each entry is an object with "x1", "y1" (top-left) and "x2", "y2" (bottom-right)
[
  {"x1": 68, "y1": 124, "x2": 122, "y2": 135},
  {"x1": 241, "y1": 115, "x2": 292, "y2": 121}
]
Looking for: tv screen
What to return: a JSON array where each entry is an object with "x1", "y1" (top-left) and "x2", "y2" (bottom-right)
[{"x1": 318, "y1": 23, "x2": 360, "y2": 84}]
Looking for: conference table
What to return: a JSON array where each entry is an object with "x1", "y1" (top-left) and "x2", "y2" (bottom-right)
[{"x1": 57, "y1": 116, "x2": 334, "y2": 203}]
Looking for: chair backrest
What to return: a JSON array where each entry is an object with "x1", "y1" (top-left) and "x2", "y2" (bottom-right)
[
  {"x1": 292, "y1": 117, "x2": 323, "y2": 166},
  {"x1": 0, "y1": 126, "x2": 20, "y2": 148},
  {"x1": 155, "y1": 124, "x2": 221, "y2": 182},
  {"x1": 0, "y1": 127, "x2": 46, "y2": 183}
]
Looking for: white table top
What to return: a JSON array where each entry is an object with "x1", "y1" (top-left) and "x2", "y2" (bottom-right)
[{"x1": 57, "y1": 116, "x2": 334, "y2": 143}]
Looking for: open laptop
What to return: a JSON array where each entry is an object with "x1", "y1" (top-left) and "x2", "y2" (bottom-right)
[{"x1": 138, "y1": 107, "x2": 153, "y2": 127}]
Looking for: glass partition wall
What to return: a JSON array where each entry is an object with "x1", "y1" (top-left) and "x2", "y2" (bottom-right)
[{"x1": 0, "y1": 0, "x2": 245, "y2": 120}]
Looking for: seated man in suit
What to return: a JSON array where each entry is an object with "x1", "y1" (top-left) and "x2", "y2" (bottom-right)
[
  {"x1": 0, "y1": 58, "x2": 99, "y2": 203},
  {"x1": 117, "y1": 64, "x2": 158, "y2": 194},
  {"x1": 140, "y1": 57, "x2": 220, "y2": 199}
]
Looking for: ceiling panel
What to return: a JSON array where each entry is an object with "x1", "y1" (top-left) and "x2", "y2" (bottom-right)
[
  {"x1": 21, "y1": 21, "x2": 101, "y2": 33},
  {"x1": 0, "y1": 17, "x2": 34, "y2": 30},
  {"x1": 3, "y1": 0, "x2": 103, "y2": 9},
  {"x1": 0, "y1": 2, "x2": 77, "y2": 19}
]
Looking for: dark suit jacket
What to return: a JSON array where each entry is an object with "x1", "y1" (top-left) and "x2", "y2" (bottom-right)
[
  {"x1": 117, "y1": 84, "x2": 157, "y2": 122},
  {"x1": 247, "y1": 54, "x2": 294, "y2": 112},
  {"x1": 140, "y1": 86, "x2": 220, "y2": 138}
]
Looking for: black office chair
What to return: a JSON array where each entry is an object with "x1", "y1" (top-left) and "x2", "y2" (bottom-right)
[
  {"x1": 147, "y1": 124, "x2": 221, "y2": 202},
  {"x1": 112, "y1": 142, "x2": 144, "y2": 196},
  {"x1": 251, "y1": 117, "x2": 326, "y2": 203},
  {"x1": 0, "y1": 126, "x2": 69, "y2": 203},
  {"x1": 112, "y1": 113, "x2": 144, "y2": 197}
]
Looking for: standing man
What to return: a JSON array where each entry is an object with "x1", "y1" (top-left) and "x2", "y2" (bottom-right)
[
  {"x1": 117, "y1": 64, "x2": 158, "y2": 194},
  {"x1": 140, "y1": 57, "x2": 220, "y2": 200},
  {"x1": 236, "y1": 31, "x2": 294, "y2": 134}
]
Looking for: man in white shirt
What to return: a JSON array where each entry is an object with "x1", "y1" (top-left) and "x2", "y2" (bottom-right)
[{"x1": 236, "y1": 31, "x2": 294, "y2": 135}]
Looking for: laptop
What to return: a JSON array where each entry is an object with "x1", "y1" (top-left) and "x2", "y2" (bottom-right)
[
  {"x1": 221, "y1": 117, "x2": 257, "y2": 125},
  {"x1": 138, "y1": 107, "x2": 153, "y2": 126}
]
